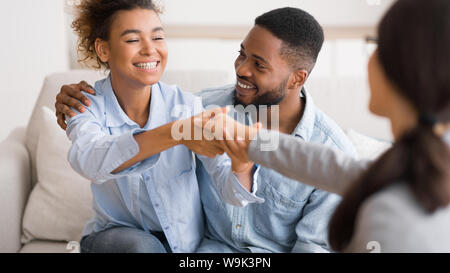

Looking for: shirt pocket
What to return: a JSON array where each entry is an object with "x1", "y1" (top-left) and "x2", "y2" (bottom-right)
[
  {"x1": 169, "y1": 164, "x2": 194, "y2": 181},
  {"x1": 254, "y1": 182, "x2": 310, "y2": 246},
  {"x1": 163, "y1": 145, "x2": 194, "y2": 180}
]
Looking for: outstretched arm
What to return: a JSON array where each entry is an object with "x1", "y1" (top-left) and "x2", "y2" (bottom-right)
[
  {"x1": 67, "y1": 96, "x2": 226, "y2": 181},
  {"x1": 223, "y1": 129, "x2": 372, "y2": 196}
]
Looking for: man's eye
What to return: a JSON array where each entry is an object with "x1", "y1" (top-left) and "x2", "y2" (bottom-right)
[
  {"x1": 255, "y1": 62, "x2": 265, "y2": 69},
  {"x1": 153, "y1": 37, "x2": 164, "y2": 41},
  {"x1": 238, "y1": 50, "x2": 245, "y2": 56},
  {"x1": 126, "y1": 40, "x2": 139, "y2": 43}
]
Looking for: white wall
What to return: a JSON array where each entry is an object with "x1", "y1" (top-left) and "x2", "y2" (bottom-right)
[
  {"x1": 160, "y1": 0, "x2": 394, "y2": 27},
  {"x1": 0, "y1": 1, "x2": 69, "y2": 142}
]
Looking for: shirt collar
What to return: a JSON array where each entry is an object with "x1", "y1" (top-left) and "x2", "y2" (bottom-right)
[
  {"x1": 291, "y1": 87, "x2": 315, "y2": 141},
  {"x1": 102, "y1": 75, "x2": 167, "y2": 129}
]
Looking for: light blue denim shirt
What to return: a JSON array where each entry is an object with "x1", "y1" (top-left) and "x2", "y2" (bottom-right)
[
  {"x1": 195, "y1": 84, "x2": 357, "y2": 253},
  {"x1": 66, "y1": 77, "x2": 262, "y2": 253}
]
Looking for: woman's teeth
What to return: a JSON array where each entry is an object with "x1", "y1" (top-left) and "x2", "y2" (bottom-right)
[
  {"x1": 135, "y1": 62, "x2": 158, "y2": 69},
  {"x1": 237, "y1": 81, "x2": 255, "y2": 89}
]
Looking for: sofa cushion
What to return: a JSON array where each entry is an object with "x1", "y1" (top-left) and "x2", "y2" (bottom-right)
[
  {"x1": 25, "y1": 70, "x2": 106, "y2": 187},
  {"x1": 345, "y1": 129, "x2": 392, "y2": 160},
  {"x1": 21, "y1": 107, "x2": 94, "y2": 244},
  {"x1": 20, "y1": 240, "x2": 72, "y2": 253}
]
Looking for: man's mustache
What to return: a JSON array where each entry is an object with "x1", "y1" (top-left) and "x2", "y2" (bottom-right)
[{"x1": 236, "y1": 75, "x2": 255, "y2": 85}]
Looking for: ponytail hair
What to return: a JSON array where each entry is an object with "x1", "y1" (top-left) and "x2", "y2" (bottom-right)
[{"x1": 328, "y1": 0, "x2": 450, "y2": 251}]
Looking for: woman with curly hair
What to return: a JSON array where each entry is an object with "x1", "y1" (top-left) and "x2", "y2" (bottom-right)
[{"x1": 65, "y1": 0, "x2": 258, "y2": 253}]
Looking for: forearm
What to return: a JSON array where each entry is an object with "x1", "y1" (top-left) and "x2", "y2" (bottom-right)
[
  {"x1": 113, "y1": 121, "x2": 179, "y2": 173},
  {"x1": 248, "y1": 130, "x2": 371, "y2": 195}
]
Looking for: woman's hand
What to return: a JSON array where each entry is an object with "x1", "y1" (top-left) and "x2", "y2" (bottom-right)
[
  {"x1": 197, "y1": 111, "x2": 261, "y2": 172},
  {"x1": 55, "y1": 81, "x2": 96, "y2": 130},
  {"x1": 176, "y1": 108, "x2": 228, "y2": 158}
]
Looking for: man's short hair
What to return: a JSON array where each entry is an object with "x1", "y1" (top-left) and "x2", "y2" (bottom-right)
[{"x1": 255, "y1": 7, "x2": 324, "y2": 73}]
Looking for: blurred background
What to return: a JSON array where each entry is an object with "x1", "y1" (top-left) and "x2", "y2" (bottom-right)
[{"x1": 0, "y1": 0, "x2": 395, "y2": 143}]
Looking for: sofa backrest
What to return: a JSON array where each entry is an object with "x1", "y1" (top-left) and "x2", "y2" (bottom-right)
[{"x1": 305, "y1": 76, "x2": 392, "y2": 141}]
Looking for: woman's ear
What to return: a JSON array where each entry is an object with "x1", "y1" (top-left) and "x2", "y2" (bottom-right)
[
  {"x1": 288, "y1": 69, "x2": 308, "y2": 90},
  {"x1": 95, "y1": 38, "x2": 110, "y2": 63}
]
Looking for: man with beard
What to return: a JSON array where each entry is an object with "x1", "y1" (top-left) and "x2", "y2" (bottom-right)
[{"x1": 55, "y1": 7, "x2": 356, "y2": 252}]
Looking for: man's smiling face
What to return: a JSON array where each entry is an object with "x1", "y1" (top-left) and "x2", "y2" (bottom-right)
[{"x1": 234, "y1": 25, "x2": 294, "y2": 107}]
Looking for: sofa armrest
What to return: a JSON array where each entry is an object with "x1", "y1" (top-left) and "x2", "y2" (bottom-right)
[{"x1": 0, "y1": 128, "x2": 31, "y2": 253}]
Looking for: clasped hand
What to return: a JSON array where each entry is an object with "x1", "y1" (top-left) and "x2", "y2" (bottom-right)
[{"x1": 178, "y1": 108, "x2": 261, "y2": 173}]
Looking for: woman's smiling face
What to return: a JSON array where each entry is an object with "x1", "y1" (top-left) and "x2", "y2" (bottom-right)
[{"x1": 96, "y1": 8, "x2": 168, "y2": 88}]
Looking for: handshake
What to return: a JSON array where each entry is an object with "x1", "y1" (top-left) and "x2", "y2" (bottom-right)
[{"x1": 173, "y1": 107, "x2": 262, "y2": 173}]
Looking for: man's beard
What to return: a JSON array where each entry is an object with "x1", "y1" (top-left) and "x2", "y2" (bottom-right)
[{"x1": 234, "y1": 77, "x2": 289, "y2": 108}]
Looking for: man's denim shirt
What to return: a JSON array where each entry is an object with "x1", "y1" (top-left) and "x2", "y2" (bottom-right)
[
  {"x1": 65, "y1": 77, "x2": 262, "y2": 253},
  {"x1": 196, "y1": 84, "x2": 357, "y2": 253}
]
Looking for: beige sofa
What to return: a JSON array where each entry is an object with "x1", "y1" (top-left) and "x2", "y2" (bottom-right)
[{"x1": 0, "y1": 70, "x2": 391, "y2": 253}]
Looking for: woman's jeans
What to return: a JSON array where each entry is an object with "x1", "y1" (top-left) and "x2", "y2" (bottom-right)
[{"x1": 80, "y1": 226, "x2": 172, "y2": 253}]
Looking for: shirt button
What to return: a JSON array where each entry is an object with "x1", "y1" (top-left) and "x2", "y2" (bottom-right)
[{"x1": 236, "y1": 224, "x2": 242, "y2": 229}]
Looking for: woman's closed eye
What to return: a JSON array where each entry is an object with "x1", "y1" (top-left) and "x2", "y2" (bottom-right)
[{"x1": 126, "y1": 36, "x2": 164, "y2": 43}]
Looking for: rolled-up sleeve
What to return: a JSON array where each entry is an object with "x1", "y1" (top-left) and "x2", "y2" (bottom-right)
[{"x1": 66, "y1": 110, "x2": 160, "y2": 184}]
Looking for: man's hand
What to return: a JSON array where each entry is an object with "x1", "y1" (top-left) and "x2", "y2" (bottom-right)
[
  {"x1": 220, "y1": 117, "x2": 261, "y2": 173},
  {"x1": 221, "y1": 131, "x2": 254, "y2": 173},
  {"x1": 55, "y1": 81, "x2": 96, "y2": 130},
  {"x1": 214, "y1": 113, "x2": 261, "y2": 191},
  {"x1": 196, "y1": 111, "x2": 261, "y2": 173}
]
